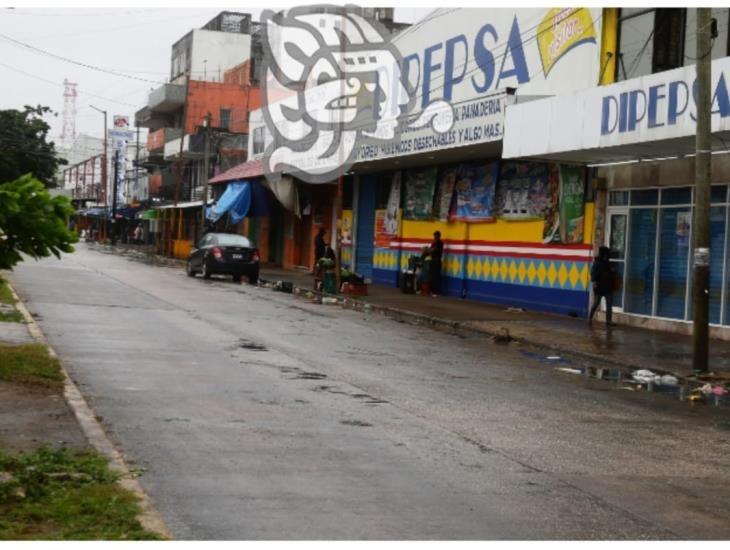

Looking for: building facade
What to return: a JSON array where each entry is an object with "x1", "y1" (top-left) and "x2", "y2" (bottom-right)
[{"x1": 503, "y1": 7, "x2": 730, "y2": 337}]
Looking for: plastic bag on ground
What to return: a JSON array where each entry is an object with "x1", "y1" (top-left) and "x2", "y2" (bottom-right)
[{"x1": 632, "y1": 369, "x2": 656, "y2": 383}]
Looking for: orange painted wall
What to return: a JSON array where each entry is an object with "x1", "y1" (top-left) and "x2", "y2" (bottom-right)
[
  {"x1": 184, "y1": 80, "x2": 261, "y2": 135},
  {"x1": 223, "y1": 59, "x2": 252, "y2": 87},
  {"x1": 148, "y1": 173, "x2": 162, "y2": 195}
]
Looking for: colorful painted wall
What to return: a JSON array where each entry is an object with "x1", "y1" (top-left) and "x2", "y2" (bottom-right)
[{"x1": 370, "y1": 171, "x2": 596, "y2": 317}]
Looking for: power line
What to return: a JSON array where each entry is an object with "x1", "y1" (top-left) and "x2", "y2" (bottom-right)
[
  {"x1": 0, "y1": 32, "x2": 166, "y2": 84},
  {"x1": 0, "y1": 61, "x2": 142, "y2": 107}
]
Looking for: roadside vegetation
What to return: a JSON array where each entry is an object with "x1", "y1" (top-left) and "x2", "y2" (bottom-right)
[
  {"x1": 0, "y1": 447, "x2": 162, "y2": 540},
  {"x1": 0, "y1": 343, "x2": 64, "y2": 388},
  {"x1": 0, "y1": 277, "x2": 22, "y2": 323}
]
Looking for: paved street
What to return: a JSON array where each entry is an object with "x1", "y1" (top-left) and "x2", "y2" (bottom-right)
[{"x1": 7, "y1": 244, "x2": 730, "y2": 540}]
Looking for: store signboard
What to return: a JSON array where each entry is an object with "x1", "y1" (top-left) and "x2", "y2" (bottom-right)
[
  {"x1": 252, "y1": 7, "x2": 603, "y2": 172},
  {"x1": 504, "y1": 56, "x2": 730, "y2": 158}
]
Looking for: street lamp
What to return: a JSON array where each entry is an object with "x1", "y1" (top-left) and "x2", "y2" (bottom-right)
[{"x1": 89, "y1": 105, "x2": 108, "y2": 242}]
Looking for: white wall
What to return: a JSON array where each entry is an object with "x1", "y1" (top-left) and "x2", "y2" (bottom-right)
[{"x1": 191, "y1": 29, "x2": 251, "y2": 83}]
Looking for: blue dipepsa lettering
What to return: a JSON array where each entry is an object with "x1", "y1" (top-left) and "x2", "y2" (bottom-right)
[
  {"x1": 601, "y1": 72, "x2": 730, "y2": 135},
  {"x1": 403, "y1": 17, "x2": 530, "y2": 110}
]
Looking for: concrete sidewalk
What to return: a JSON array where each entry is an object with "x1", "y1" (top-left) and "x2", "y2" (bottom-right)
[{"x1": 259, "y1": 265, "x2": 730, "y2": 379}]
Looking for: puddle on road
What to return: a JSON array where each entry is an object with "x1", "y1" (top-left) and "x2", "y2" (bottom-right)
[
  {"x1": 238, "y1": 340, "x2": 268, "y2": 351},
  {"x1": 341, "y1": 419, "x2": 373, "y2": 427},
  {"x1": 516, "y1": 347, "x2": 730, "y2": 410},
  {"x1": 293, "y1": 372, "x2": 327, "y2": 380}
]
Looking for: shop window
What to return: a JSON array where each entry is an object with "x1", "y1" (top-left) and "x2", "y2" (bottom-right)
[
  {"x1": 219, "y1": 109, "x2": 231, "y2": 131},
  {"x1": 685, "y1": 8, "x2": 730, "y2": 62},
  {"x1": 661, "y1": 187, "x2": 692, "y2": 205},
  {"x1": 653, "y1": 9, "x2": 686, "y2": 73},
  {"x1": 609, "y1": 213, "x2": 628, "y2": 309},
  {"x1": 609, "y1": 190, "x2": 629, "y2": 206},
  {"x1": 710, "y1": 207, "x2": 726, "y2": 324},
  {"x1": 656, "y1": 208, "x2": 691, "y2": 319},
  {"x1": 252, "y1": 127, "x2": 265, "y2": 155},
  {"x1": 711, "y1": 185, "x2": 728, "y2": 204},
  {"x1": 625, "y1": 208, "x2": 657, "y2": 315},
  {"x1": 617, "y1": 9, "x2": 686, "y2": 81},
  {"x1": 631, "y1": 189, "x2": 659, "y2": 205}
]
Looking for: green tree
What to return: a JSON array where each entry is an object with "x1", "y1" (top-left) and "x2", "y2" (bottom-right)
[
  {"x1": 0, "y1": 175, "x2": 78, "y2": 270},
  {"x1": 0, "y1": 106, "x2": 67, "y2": 188}
]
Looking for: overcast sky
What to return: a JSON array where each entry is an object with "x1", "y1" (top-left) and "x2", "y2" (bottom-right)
[{"x1": 0, "y1": 6, "x2": 430, "y2": 145}]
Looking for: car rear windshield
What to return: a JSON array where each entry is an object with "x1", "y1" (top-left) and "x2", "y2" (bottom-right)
[{"x1": 215, "y1": 234, "x2": 252, "y2": 247}]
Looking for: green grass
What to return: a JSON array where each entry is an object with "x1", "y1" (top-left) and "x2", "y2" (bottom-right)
[
  {"x1": 0, "y1": 344, "x2": 64, "y2": 388},
  {"x1": 0, "y1": 277, "x2": 22, "y2": 323},
  {"x1": 0, "y1": 447, "x2": 162, "y2": 540},
  {"x1": 0, "y1": 276, "x2": 15, "y2": 305}
]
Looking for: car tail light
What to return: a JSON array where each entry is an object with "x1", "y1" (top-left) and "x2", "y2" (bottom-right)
[
  {"x1": 252, "y1": 249, "x2": 260, "y2": 262},
  {"x1": 212, "y1": 247, "x2": 223, "y2": 260}
]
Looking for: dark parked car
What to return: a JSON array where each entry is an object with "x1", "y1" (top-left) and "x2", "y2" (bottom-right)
[{"x1": 186, "y1": 233, "x2": 260, "y2": 284}]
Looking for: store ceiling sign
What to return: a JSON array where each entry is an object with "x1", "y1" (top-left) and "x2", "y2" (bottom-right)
[{"x1": 503, "y1": 56, "x2": 730, "y2": 158}]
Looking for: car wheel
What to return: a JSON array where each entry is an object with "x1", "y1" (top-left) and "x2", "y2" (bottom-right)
[
  {"x1": 232, "y1": 274, "x2": 242, "y2": 284},
  {"x1": 248, "y1": 273, "x2": 259, "y2": 285},
  {"x1": 201, "y1": 259, "x2": 211, "y2": 279},
  {"x1": 186, "y1": 260, "x2": 196, "y2": 277}
]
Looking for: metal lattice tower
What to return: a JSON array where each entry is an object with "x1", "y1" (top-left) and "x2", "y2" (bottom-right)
[{"x1": 60, "y1": 79, "x2": 78, "y2": 150}]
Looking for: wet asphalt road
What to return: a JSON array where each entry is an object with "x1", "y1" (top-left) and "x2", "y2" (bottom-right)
[{"x1": 7, "y1": 244, "x2": 730, "y2": 540}]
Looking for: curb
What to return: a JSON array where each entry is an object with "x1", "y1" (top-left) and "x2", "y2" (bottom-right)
[{"x1": 6, "y1": 281, "x2": 173, "y2": 540}]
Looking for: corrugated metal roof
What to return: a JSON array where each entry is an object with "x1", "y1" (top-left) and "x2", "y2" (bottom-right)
[{"x1": 209, "y1": 158, "x2": 264, "y2": 184}]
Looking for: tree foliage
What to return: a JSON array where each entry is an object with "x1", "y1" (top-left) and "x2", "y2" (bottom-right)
[
  {"x1": 0, "y1": 106, "x2": 67, "y2": 188},
  {"x1": 0, "y1": 175, "x2": 78, "y2": 270}
]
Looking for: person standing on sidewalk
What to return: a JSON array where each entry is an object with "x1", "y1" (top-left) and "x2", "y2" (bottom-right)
[
  {"x1": 427, "y1": 231, "x2": 444, "y2": 297},
  {"x1": 314, "y1": 227, "x2": 326, "y2": 264},
  {"x1": 589, "y1": 246, "x2": 615, "y2": 326}
]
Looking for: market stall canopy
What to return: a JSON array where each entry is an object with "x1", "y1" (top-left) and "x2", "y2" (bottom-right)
[
  {"x1": 206, "y1": 181, "x2": 270, "y2": 224},
  {"x1": 82, "y1": 206, "x2": 108, "y2": 218},
  {"x1": 114, "y1": 206, "x2": 142, "y2": 220},
  {"x1": 155, "y1": 200, "x2": 207, "y2": 210},
  {"x1": 139, "y1": 209, "x2": 158, "y2": 220}
]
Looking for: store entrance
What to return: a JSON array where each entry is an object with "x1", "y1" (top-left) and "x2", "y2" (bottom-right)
[{"x1": 607, "y1": 211, "x2": 628, "y2": 310}]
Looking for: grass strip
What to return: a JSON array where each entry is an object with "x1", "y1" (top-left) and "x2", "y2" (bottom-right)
[
  {"x1": 0, "y1": 447, "x2": 162, "y2": 540},
  {"x1": 0, "y1": 344, "x2": 64, "y2": 388},
  {"x1": 0, "y1": 276, "x2": 22, "y2": 323},
  {"x1": 0, "y1": 277, "x2": 16, "y2": 306}
]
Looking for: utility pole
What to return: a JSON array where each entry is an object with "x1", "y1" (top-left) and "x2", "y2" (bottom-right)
[
  {"x1": 171, "y1": 71, "x2": 191, "y2": 256},
  {"x1": 200, "y1": 112, "x2": 212, "y2": 241},
  {"x1": 135, "y1": 124, "x2": 140, "y2": 202},
  {"x1": 111, "y1": 149, "x2": 120, "y2": 246},
  {"x1": 334, "y1": 174, "x2": 343, "y2": 293},
  {"x1": 89, "y1": 105, "x2": 108, "y2": 241},
  {"x1": 693, "y1": 8, "x2": 712, "y2": 373}
]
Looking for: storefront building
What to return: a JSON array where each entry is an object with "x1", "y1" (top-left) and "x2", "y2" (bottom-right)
[
  {"x1": 503, "y1": 23, "x2": 730, "y2": 336},
  {"x1": 236, "y1": 8, "x2": 621, "y2": 316}
]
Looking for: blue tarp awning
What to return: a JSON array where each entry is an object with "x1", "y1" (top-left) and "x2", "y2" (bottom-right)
[{"x1": 206, "y1": 180, "x2": 269, "y2": 224}]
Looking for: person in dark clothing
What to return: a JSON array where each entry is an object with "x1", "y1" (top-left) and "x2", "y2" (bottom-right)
[
  {"x1": 427, "y1": 230, "x2": 444, "y2": 296},
  {"x1": 589, "y1": 246, "x2": 615, "y2": 326},
  {"x1": 314, "y1": 227, "x2": 326, "y2": 264}
]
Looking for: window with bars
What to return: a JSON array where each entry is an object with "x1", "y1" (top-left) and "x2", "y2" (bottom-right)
[{"x1": 219, "y1": 109, "x2": 231, "y2": 131}]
